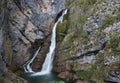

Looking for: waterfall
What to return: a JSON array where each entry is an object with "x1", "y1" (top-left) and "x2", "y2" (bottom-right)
[
  {"x1": 23, "y1": 47, "x2": 41, "y2": 72},
  {"x1": 32, "y1": 9, "x2": 67, "y2": 76},
  {"x1": 23, "y1": 9, "x2": 67, "y2": 76}
]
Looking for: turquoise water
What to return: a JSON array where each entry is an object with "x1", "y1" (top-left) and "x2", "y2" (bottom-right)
[{"x1": 21, "y1": 72, "x2": 65, "y2": 83}]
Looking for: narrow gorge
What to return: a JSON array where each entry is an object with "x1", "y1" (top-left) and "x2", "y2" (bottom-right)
[{"x1": 0, "y1": 0, "x2": 120, "y2": 83}]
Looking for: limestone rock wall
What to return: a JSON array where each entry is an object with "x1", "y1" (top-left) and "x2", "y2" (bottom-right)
[{"x1": 54, "y1": 0, "x2": 120, "y2": 82}]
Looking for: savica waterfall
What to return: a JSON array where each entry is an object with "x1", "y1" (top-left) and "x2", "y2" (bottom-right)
[{"x1": 23, "y1": 9, "x2": 67, "y2": 76}]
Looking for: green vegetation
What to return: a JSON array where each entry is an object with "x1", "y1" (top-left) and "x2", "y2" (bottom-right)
[
  {"x1": 91, "y1": 67, "x2": 108, "y2": 83},
  {"x1": 56, "y1": 10, "x2": 69, "y2": 42},
  {"x1": 75, "y1": 64, "x2": 108, "y2": 82},
  {"x1": 57, "y1": 0, "x2": 120, "y2": 82},
  {"x1": 110, "y1": 35, "x2": 120, "y2": 53},
  {"x1": 101, "y1": 14, "x2": 120, "y2": 30},
  {"x1": 76, "y1": 70, "x2": 94, "y2": 80},
  {"x1": 94, "y1": 67, "x2": 108, "y2": 79},
  {"x1": 80, "y1": 0, "x2": 97, "y2": 5},
  {"x1": 114, "y1": 60, "x2": 120, "y2": 68},
  {"x1": 80, "y1": 31, "x2": 88, "y2": 39},
  {"x1": 56, "y1": 21, "x2": 68, "y2": 42},
  {"x1": 57, "y1": 0, "x2": 98, "y2": 62},
  {"x1": 96, "y1": 52, "x2": 104, "y2": 65}
]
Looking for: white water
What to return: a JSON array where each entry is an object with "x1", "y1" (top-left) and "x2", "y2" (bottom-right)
[
  {"x1": 23, "y1": 47, "x2": 41, "y2": 73},
  {"x1": 23, "y1": 9, "x2": 67, "y2": 76},
  {"x1": 32, "y1": 9, "x2": 67, "y2": 76}
]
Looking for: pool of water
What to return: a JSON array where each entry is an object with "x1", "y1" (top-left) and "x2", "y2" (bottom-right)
[{"x1": 21, "y1": 72, "x2": 65, "y2": 83}]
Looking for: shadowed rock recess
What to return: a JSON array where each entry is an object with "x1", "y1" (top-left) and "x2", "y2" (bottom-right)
[{"x1": 0, "y1": 0, "x2": 120, "y2": 83}]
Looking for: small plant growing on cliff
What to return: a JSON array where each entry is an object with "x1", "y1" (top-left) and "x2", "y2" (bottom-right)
[
  {"x1": 76, "y1": 70, "x2": 94, "y2": 80},
  {"x1": 101, "y1": 14, "x2": 120, "y2": 30},
  {"x1": 88, "y1": 0, "x2": 97, "y2": 5},
  {"x1": 110, "y1": 35, "x2": 120, "y2": 53},
  {"x1": 80, "y1": 0, "x2": 97, "y2": 5}
]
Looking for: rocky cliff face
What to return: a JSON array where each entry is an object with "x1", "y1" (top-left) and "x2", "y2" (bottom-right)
[
  {"x1": 0, "y1": 0, "x2": 120, "y2": 83},
  {"x1": 54, "y1": 0, "x2": 120, "y2": 83},
  {"x1": 0, "y1": 0, "x2": 65, "y2": 82}
]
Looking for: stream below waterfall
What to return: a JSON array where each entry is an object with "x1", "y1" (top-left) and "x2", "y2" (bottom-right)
[{"x1": 21, "y1": 72, "x2": 64, "y2": 83}]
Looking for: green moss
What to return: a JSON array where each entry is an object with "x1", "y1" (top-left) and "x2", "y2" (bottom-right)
[
  {"x1": 79, "y1": 15, "x2": 88, "y2": 27},
  {"x1": 96, "y1": 30, "x2": 102, "y2": 36},
  {"x1": 74, "y1": 53, "x2": 108, "y2": 81},
  {"x1": 68, "y1": 0, "x2": 95, "y2": 37},
  {"x1": 114, "y1": 60, "x2": 120, "y2": 69},
  {"x1": 91, "y1": 67, "x2": 108, "y2": 82},
  {"x1": 76, "y1": 70, "x2": 94, "y2": 80},
  {"x1": 96, "y1": 52, "x2": 104, "y2": 65},
  {"x1": 56, "y1": 11, "x2": 69, "y2": 43},
  {"x1": 57, "y1": 8, "x2": 91, "y2": 59},
  {"x1": 63, "y1": 11, "x2": 69, "y2": 21},
  {"x1": 110, "y1": 35, "x2": 120, "y2": 53},
  {"x1": 80, "y1": 31, "x2": 88, "y2": 38},
  {"x1": 101, "y1": 14, "x2": 120, "y2": 30},
  {"x1": 75, "y1": 64, "x2": 108, "y2": 82},
  {"x1": 88, "y1": 0, "x2": 97, "y2": 5},
  {"x1": 80, "y1": 0, "x2": 97, "y2": 5},
  {"x1": 56, "y1": 22, "x2": 68, "y2": 42},
  {"x1": 58, "y1": 0, "x2": 120, "y2": 82},
  {"x1": 101, "y1": 15, "x2": 114, "y2": 29}
]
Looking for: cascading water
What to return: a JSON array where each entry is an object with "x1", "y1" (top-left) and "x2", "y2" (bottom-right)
[
  {"x1": 23, "y1": 47, "x2": 41, "y2": 73},
  {"x1": 32, "y1": 9, "x2": 68, "y2": 76},
  {"x1": 23, "y1": 9, "x2": 67, "y2": 76}
]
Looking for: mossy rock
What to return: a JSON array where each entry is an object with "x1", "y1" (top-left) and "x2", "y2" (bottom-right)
[
  {"x1": 56, "y1": 11, "x2": 69, "y2": 42},
  {"x1": 56, "y1": 21, "x2": 68, "y2": 42},
  {"x1": 101, "y1": 14, "x2": 120, "y2": 30},
  {"x1": 76, "y1": 70, "x2": 94, "y2": 80},
  {"x1": 91, "y1": 67, "x2": 108, "y2": 83},
  {"x1": 57, "y1": 0, "x2": 120, "y2": 82},
  {"x1": 110, "y1": 35, "x2": 120, "y2": 53}
]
